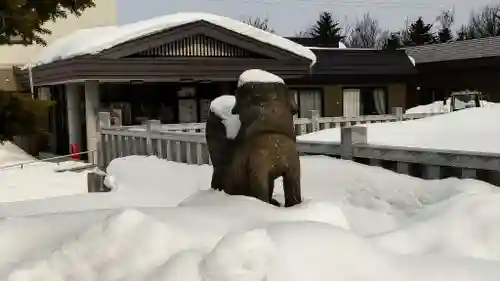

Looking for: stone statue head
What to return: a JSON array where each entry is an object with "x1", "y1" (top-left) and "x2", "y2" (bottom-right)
[{"x1": 231, "y1": 82, "x2": 298, "y2": 116}]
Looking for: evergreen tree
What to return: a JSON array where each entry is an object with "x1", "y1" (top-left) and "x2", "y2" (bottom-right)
[
  {"x1": 437, "y1": 28, "x2": 453, "y2": 43},
  {"x1": 0, "y1": 0, "x2": 95, "y2": 46},
  {"x1": 309, "y1": 11, "x2": 342, "y2": 41},
  {"x1": 404, "y1": 17, "x2": 436, "y2": 46},
  {"x1": 383, "y1": 32, "x2": 403, "y2": 50},
  {"x1": 0, "y1": 93, "x2": 34, "y2": 142}
]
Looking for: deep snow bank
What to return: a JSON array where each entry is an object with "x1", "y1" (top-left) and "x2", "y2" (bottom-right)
[
  {"x1": 105, "y1": 155, "x2": 495, "y2": 236},
  {"x1": 3, "y1": 199, "x2": 500, "y2": 281},
  {"x1": 298, "y1": 105, "x2": 500, "y2": 153},
  {"x1": 2, "y1": 155, "x2": 500, "y2": 280}
]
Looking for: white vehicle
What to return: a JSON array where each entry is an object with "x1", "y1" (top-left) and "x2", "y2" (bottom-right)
[{"x1": 444, "y1": 90, "x2": 487, "y2": 112}]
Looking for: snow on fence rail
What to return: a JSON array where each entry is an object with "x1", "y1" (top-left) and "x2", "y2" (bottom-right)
[
  {"x1": 120, "y1": 107, "x2": 442, "y2": 135},
  {"x1": 293, "y1": 108, "x2": 440, "y2": 135},
  {"x1": 97, "y1": 112, "x2": 500, "y2": 186}
]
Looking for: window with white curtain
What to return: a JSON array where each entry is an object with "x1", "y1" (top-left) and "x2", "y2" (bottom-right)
[
  {"x1": 343, "y1": 87, "x2": 388, "y2": 116},
  {"x1": 342, "y1": 88, "x2": 361, "y2": 117},
  {"x1": 372, "y1": 88, "x2": 387, "y2": 114},
  {"x1": 293, "y1": 89, "x2": 322, "y2": 118}
]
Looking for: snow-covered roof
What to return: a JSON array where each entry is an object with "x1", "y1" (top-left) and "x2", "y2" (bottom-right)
[
  {"x1": 25, "y1": 12, "x2": 316, "y2": 69},
  {"x1": 237, "y1": 69, "x2": 285, "y2": 87}
]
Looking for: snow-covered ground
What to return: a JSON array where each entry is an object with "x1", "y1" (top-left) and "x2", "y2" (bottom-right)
[
  {"x1": 406, "y1": 97, "x2": 497, "y2": 114},
  {"x1": 0, "y1": 142, "x2": 89, "y2": 203},
  {"x1": 1, "y1": 151, "x2": 500, "y2": 280},
  {"x1": 0, "y1": 142, "x2": 35, "y2": 165},
  {"x1": 298, "y1": 105, "x2": 500, "y2": 153}
]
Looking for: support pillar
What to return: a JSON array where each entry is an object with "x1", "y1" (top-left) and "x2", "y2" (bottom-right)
[
  {"x1": 85, "y1": 81, "x2": 100, "y2": 164},
  {"x1": 66, "y1": 84, "x2": 81, "y2": 155}
]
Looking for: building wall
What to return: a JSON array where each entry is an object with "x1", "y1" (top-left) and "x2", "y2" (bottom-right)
[
  {"x1": 0, "y1": 0, "x2": 117, "y2": 66},
  {"x1": 291, "y1": 82, "x2": 408, "y2": 117},
  {"x1": 0, "y1": 66, "x2": 20, "y2": 92},
  {"x1": 387, "y1": 83, "x2": 407, "y2": 110},
  {"x1": 323, "y1": 85, "x2": 343, "y2": 116}
]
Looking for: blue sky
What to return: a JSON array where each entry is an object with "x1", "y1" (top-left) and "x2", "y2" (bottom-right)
[{"x1": 117, "y1": 0, "x2": 497, "y2": 36}]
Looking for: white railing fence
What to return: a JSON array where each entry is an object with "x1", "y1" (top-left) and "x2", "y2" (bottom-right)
[
  {"x1": 97, "y1": 111, "x2": 500, "y2": 186},
  {"x1": 123, "y1": 107, "x2": 441, "y2": 136},
  {"x1": 293, "y1": 108, "x2": 440, "y2": 135}
]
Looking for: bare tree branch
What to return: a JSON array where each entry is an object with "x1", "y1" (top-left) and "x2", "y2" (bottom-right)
[
  {"x1": 345, "y1": 13, "x2": 386, "y2": 49},
  {"x1": 467, "y1": 4, "x2": 500, "y2": 38},
  {"x1": 242, "y1": 16, "x2": 275, "y2": 33}
]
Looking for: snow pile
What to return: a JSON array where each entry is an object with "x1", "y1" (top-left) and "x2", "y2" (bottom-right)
[
  {"x1": 373, "y1": 192, "x2": 500, "y2": 260},
  {"x1": 299, "y1": 105, "x2": 500, "y2": 153},
  {"x1": 0, "y1": 142, "x2": 35, "y2": 165},
  {"x1": 26, "y1": 12, "x2": 316, "y2": 68},
  {"x1": 104, "y1": 155, "x2": 494, "y2": 235},
  {"x1": 209, "y1": 95, "x2": 241, "y2": 139},
  {"x1": 406, "y1": 97, "x2": 497, "y2": 114},
  {"x1": 2, "y1": 155, "x2": 500, "y2": 280},
  {"x1": 237, "y1": 69, "x2": 285, "y2": 87},
  {"x1": 0, "y1": 142, "x2": 89, "y2": 203},
  {"x1": 4, "y1": 209, "x2": 500, "y2": 281},
  {"x1": 0, "y1": 161, "x2": 89, "y2": 203}
]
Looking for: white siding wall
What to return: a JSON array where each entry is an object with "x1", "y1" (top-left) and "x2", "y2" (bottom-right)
[{"x1": 0, "y1": 0, "x2": 117, "y2": 66}]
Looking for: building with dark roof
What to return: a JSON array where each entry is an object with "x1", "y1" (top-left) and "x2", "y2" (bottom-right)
[
  {"x1": 15, "y1": 14, "x2": 417, "y2": 157},
  {"x1": 403, "y1": 36, "x2": 500, "y2": 105}
]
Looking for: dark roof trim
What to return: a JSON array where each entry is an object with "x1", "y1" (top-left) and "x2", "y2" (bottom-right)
[
  {"x1": 285, "y1": 36, "x2": 343, "y2": 48},
  {"x1": 22, "y1": 57, "x2": 311, "y2": 86}
]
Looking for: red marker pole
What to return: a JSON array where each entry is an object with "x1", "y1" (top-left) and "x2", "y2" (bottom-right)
[{"x1": 70, "y1": 143, "x2": 79, "y2": 160}]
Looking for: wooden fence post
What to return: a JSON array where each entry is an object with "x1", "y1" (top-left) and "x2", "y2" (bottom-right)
[
  {"x1": 340, "y1": 126, "x2": 367, "y2": 160},
  {"x1": 97, "y1": 112, "x2": 111, "y2": 169},
  {"x1": 310, "y1": 110, "x2": 320, "y2": 132},
  {"x1": 392, "y1": 107, "x2": 404, "y2": 121},
  {"x1": 146, "y1": 120, "x2": 161, "y2": 156},
  {"x1": 87, "y1": 171, "x2": 109, "y2": 192}
]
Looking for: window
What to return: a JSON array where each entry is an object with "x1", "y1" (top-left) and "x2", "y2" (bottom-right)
[
  {"x1": 342, "y1": 88, "x2": 361, "y2": 117},
  {"x1": 289, "y1": 88, "x2": 323, "y2": 118},
  {"x1": 342, "y1": 87, "x2": 388, "y2": 116},
  {"x1": 366, "y1": 88, "x2": 388, "y2": 115}
]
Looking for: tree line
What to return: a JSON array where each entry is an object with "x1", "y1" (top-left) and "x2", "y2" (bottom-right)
[{"x1": 244, "y1": 3, "x2": 500, "y2": 49}]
